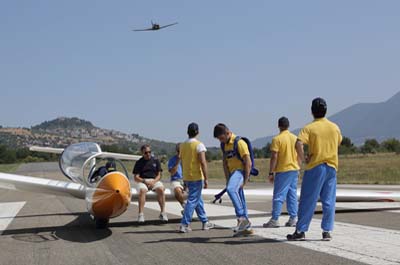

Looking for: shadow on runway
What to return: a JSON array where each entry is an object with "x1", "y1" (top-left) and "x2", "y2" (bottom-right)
[
  {"x1": 2, "y1": 213, "x2": 112, "y2": 243},
  {"x1": 143, "y1": 235, "x2": 280, "y2": 245},
  {"x1": 0, "y1": 212, "x2": 86, "y2": 220}
]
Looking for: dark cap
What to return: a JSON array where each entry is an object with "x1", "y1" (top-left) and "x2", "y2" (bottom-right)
[
  {"x1": 311, "y1": 97, "x2": 327, "y2": 118},
  {"x1": 187, "y1": 122, "x2": 199, "y2": 137},
  {"x1": 278, "y1": 117, "x2": 289, "y2": 129}
]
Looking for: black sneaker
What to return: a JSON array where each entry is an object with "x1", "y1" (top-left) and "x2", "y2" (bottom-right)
[
  {"x1": 287, "y1": 231, "x2": 305, "y2": 241},
  {"x1": 322, "y1": 232, "x2": 332, "y2": 241}
]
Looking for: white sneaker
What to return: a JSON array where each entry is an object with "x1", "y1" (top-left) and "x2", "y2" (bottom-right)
[
  {"x1": 179, "y1": 224, "x2": 190, "y2": 233},
  {"x1": 237, "y1": 218, "x2": 251, "y2": 232},
  {"x1": 285, "y1": 217, "x2": 297, "y2": 227},
  {"x1": 233, "y1": 219, "x2": 240, "y2": 233},
  {"x1": 159, "y1": 212, "x2": 168, "y2": 223},
  {"x1": 202, "y1": 222, "x2": 215, "y2": 231},
  {"x1": 263, "y1": 218, "x2": 280, "y2": 228},
  {"x1": 138, "y1": 213, "x2": 145, "y2": 223}
]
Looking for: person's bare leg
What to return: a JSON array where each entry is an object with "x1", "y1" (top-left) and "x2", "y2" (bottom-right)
[
  {"x1": 174, "y1": 187, "x2": 185, "y2": 206},
  {"x1": 156, "y1": 187, "x2": 166, "y2": 212},
  {"x1": 139, "y1": 189, "x2": 146, "y2": 214}
]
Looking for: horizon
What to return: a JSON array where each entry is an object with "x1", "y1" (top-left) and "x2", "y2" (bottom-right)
[
  {"x1": 1, "y1": 1, "x2": 400, "y2": 146},
  {"x1": 1, "y1": 90, "x2": 399, "y2": 148}
]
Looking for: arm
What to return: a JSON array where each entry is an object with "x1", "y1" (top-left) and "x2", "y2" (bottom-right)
[
  {"x1": 268, "y1": 151, "x2": 278, "y2": 183},
  {"x1": 149, "y1": 160, "x2": 163, "y2": 187},
  {"x1": 242, "y1": 154, "x2": 251, "y2": 187},
  {"x1": 198, "y1": 151, "x2": 209, "y2": 188},
  {"x1": 296, "y1": 140, "x2": 305, "y2": 165},
  {"x1": 223, "y1": 158, "x2": 230, "y2": 184},
  {"x1": 168, "y1": 159, "x2": 180, "y2": 176},
  {"x1": 133, "y1": 162, "x2": 146, "y2": 184},
  {"x1": 134, "y1": 174, "x2": 146, "y2": 184}
]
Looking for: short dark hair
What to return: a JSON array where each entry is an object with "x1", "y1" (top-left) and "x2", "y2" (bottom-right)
[
  {"x1": 140, "y1": 144, "x2": 151, "y2": 152},
  {"x1": 213, "y1": 123, "x2": 229, "y2": 138},
  {"x1": 311, "y1": 97, "x2": 327, "y2": 118},
  {"x1": 278, "y1": 117, "x2": 289, "y2": 129}
]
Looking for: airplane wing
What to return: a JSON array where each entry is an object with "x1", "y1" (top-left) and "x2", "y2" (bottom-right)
[
  {"x1": 159, "y1": 22, "x2": 178, "y2": 29},
  {"x1": 132, "y1": 27, "x2": 154, "y2": 32},
  {"x1": 200, "y1": 187, "x2": 400, "y2": 202},
  {"x1": 30, "y1": 146, "x2": 141, "y2": 161},
  {"x1": 0, "y1": 172, "x2": 86, "y2": 199},
  {"x1": 1, "y1": 171, "x2": 399, "y2": 204},
  {"x1": 129, "y1": 187, "x2": 400, "y2": 203}
]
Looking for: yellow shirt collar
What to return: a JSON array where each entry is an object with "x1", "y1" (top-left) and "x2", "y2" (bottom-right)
[{"x1": 227, "y1": 133, "x2": 237, "y2": 144}]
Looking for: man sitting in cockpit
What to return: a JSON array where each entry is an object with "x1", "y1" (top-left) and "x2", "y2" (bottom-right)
[
  {"x1": 89, "y1": 161, "x2": 116, "y2": 183},
  {"x1": 133, "y1": 144, "x2": 168, "y2": 223}
]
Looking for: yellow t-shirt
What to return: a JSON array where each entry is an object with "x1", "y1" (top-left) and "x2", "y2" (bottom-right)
[
  {"x1": 298, "y1": 118, "x2": 343, "y2": 171},
  {"x1": 179, "y1": 139, "x2": 206, "y2": 181},
  {"x1": 270, "y1": 130, "x2": 300, "y2": 173},
  {"x1": 223, "y1": 134, "x2": 250, "y2": 174}
]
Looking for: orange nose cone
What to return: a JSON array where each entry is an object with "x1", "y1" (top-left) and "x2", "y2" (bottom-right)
[{"x1": 91, "y1": 172, "x2": 131, "y2": 219}]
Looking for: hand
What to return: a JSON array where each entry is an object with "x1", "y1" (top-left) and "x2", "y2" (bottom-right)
[
  {"x1": 204, "y1": 179, "x2": 208, "y2": 189},
  {"x1": 305, "y1": 155, "x2": 311, "y2": 164},
  {"x1": 146, "y1": 180, "x2": 155, "y2": 189},
  {"x1": 240, "y1": 177, "x2": 249, "y2": 189},
  {"x1": 268, "y1": 174, "x2": 274, "y2": 183}
]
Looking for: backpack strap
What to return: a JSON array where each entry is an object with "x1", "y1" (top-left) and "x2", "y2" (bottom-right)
[{"x1": 233, "y1": 136, "x2": 244, "y2": 162}]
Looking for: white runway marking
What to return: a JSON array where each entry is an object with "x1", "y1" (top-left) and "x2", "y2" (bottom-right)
[
  {"x1": 335, "y1": 202, "x2": 400, "y2": 214},
  {"x1": 0, "y1": 201, "x2": 26, "y2": 234},
  {"x1": 213, "y1": 217, "x2": 400, "y2": 265},
  {"x1": 142, "y1": 201, "x2": 400, "y2": 265}
]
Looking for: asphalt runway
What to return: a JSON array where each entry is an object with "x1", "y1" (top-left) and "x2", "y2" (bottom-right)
[{"x1": 0, "y1": 162, "x2": 399, "y2": 265}]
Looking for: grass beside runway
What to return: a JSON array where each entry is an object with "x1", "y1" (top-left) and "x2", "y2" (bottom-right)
[
  {"x1": 0, "y1": 163, "x2": 20, "y2": 173},
  {"x1": 3, "y1": 153, "x2": 399, "y2": 184},
  {"x1": 121, "y1": 152, "x2": 400, "y2": 184}
]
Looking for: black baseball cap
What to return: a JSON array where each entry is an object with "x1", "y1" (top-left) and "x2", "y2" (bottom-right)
[
  {"x1": 311, "y1": 97, "x2": 327, "y2": 117},
  {"x1": 187, "y1": 122, "x2": 199, "y2": 135}
]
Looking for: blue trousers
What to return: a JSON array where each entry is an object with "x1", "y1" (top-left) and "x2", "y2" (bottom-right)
[
  {"x1": 272, "y1": 170, "x2": 299, "y2": 220},
  {"x1": 296, "y1": 164, "x2": 337, "y2": 232},
  {"x1": 227, "y1": 170, "x2": 248, "y2": 219},
  {"x1": 181, "y1": 180, "x2": 208, "y2": 225}
]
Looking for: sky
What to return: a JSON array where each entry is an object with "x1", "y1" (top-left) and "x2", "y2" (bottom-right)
[{"x1": 1, "y1": 0, "x2": 400, "y2": 146}]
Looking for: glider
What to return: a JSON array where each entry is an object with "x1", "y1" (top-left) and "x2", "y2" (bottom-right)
[
  {"x1": 0, "y1": 142, "x2": 400, "y2": 229},
  {"x1": 133, "y1": 21, "x2": 178, "y2": 32}
]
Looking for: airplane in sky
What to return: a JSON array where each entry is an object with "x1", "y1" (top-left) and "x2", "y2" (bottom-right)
[
  {"x1": 132, "y1": 21, "x2": 178, "y2": 32},
  {"x1": 0, "y1": 142, "x2": 399, "y2": 229}
]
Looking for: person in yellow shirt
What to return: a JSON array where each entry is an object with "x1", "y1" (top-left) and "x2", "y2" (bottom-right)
[
  {"x1": 263, "y1": 117, "x2": 300, "y2": 228},
  {"x1": 178, "y1": 123, "x2": 214, "y2": 233},
  {"x1": 214, "y1": 123, "x2": 253, "y2": 235},
  {"x1": 287, "y1": 98, "x2": 342, "y2": 242}
]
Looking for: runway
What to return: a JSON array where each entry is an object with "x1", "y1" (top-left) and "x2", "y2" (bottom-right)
[{"x1": 0, "y1": 162, "x2": 399, "y2": 265}]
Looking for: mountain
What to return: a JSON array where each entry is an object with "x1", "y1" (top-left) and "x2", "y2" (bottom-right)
[
  {"x1": 253, "y1": 91, "x2": 400, "y2": 148},
  {"x1": 0, "y1": 117, "x2": 176, "y2": 155}
]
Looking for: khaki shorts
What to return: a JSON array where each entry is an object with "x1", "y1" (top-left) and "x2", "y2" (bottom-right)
[
  {"x1": 134, "y1": 179, "x2": 164, "y2": 193},
  {"x1": 171, "y1": 180, "x2": 184, "y2": 191}
]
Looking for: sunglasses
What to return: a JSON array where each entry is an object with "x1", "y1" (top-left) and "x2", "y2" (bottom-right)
[{"x1": 144, "y1": 151, "x2": 152, "y2": 155}]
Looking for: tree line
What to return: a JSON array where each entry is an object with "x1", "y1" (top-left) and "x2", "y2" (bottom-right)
[
  {"x1": 206, "y1": 137, "x2": 400, "y2": 161},
  {"x1": 0, "y1": 145, "x2": 59, "y2": 164},
  {"x1": 1, "y1": 137, "x2": 399, "y2": 164}
]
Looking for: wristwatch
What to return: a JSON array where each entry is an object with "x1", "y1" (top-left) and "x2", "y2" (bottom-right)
[{"x1": 268, "y1": 172, "x2": 274, "y2": 176}]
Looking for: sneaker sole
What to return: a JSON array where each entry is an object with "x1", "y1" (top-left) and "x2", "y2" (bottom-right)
[
  {"x1": 287, "y1": 237, "x2": 306, "y2": 241},
  {"x1": 233, "y1": 229, "x2": 254, "y2": 237},
  {"x1": 263, "y1": 225, "x2": 280, "y2": 228}
]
